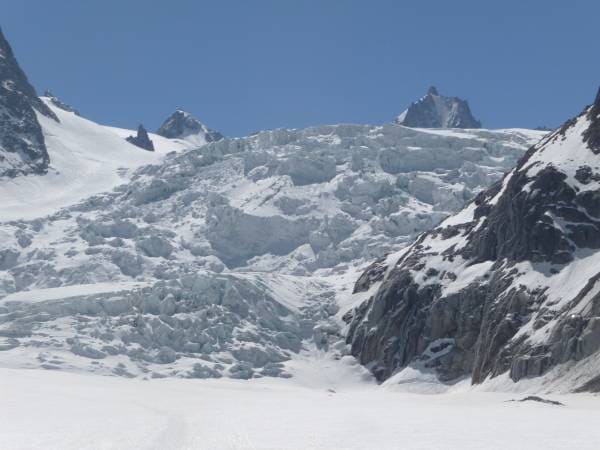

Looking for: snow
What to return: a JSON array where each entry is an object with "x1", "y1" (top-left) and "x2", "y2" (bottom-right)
[
  {"x1": 0, "y1": 118, "x2": 547, "y2": 380},
  {"x1": 525, "y1": 117, "x2": 592, "y2": 187},
  {"x1": 0, "y1": 95, "x2": 593, "y2": 449},
  {"x1": 2, "y1": 366, "x2": 599, "y2": 450},
  {"x1": 347, "y1": 102, "x2": 600, "y2": 395},
  {"x1": 440, "y1": 202, "x2": 477, "y2": 227},
  {"x1": 105, "y1": 125, "x2": 196, "y2": 154},
  {"x1": 0, "y1": 100, "x2": 193, "y2": 221},
  {"x1": 441, "y1": 260, "x2": 495, "y2": 296},
  {"x1": 488, "y1": 168, "x2": 514, "y2": 205},
  {"x1": 396, "y1": 108, "x2": 408, "y2": 123},
  {"x1": 0, "y1": 49, "x2": 594, "y2": 448},
  {"x1": 504, "y1": 248, "x2": 600, "y2": 346},
  {"x1": 0, "y1": 281, "x2": 148, "y2": 305}
]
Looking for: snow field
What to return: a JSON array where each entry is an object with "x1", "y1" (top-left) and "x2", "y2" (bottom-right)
[{"x1": 2, "y1": 367, "x2": 599, "y2": 450}]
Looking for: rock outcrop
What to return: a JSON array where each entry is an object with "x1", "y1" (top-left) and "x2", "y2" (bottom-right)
[
  {"x1": 156, "y1": 109, "x2": 223, "y2": 145},
  {"x1": 43, "y1": 90, "x2": 80, "y2": 116},
  {"x1": 396, "y1": 86, "x2": 481, "y2": 129},
  {"x1": 0, "y1": 27, "x2": 58, "y2": 177},
  {"x1": 348, "y1": 88, "x2": 600, "y2": 391},
  {"x1": 126, "y1": 124, "x2": 155, "y2": 151}
]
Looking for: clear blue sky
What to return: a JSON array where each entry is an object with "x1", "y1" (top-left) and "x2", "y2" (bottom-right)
[{"x1": 3, "y1": 0, "x2": 599, "y2": 136}]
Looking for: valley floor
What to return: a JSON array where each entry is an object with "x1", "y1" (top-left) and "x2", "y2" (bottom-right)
[{"x1": 2, "y1": 366, "x2": 599, "y2": 450}]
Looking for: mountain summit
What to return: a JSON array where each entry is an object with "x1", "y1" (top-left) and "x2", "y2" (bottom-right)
[
  {"x1": 156, "y1": 109, "x2": 223, "y2": 146},
  {"x1": 0, "y1": 27, "x2": 58, "y2": 177},
  {"x1": 126, "y1": 124, "x2": 155, "y2": 152},
  {"x1": 396, "y1": 86, "x2": 481, "y2": 129}
]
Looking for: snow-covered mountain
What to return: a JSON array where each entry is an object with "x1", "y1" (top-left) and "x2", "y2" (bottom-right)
[
  {"x1": 156, "y1": 109, "x2": 224, "y2": 147},
  {"x1": 396, "y1": 86, "x2": 482, "y2": 129},
  {"x1": 347, "y1": 88, "x2": 600, "y2": 392},
  {"x1": 6, "y1": 25, "x2": 583, "y2": 388},
  {"x1": 4, "y1": 19, "x2": 600, "y2": 450},
  {"x1": 0, "y1": 27, "x2": 58, "y2": 177},
  {"x1": 0, "y1": 96, "x2": 198, "y2": 221},
  {"x1": 0, "y1": 99, "x2": 543, "y2": 379}
]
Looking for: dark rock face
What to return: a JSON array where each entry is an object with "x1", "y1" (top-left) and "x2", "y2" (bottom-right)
[
  {"x1": 464, "y1": 164, "x2": 581, "y2": 265},
  {"x1": 349, "y1": 88, "x2": 600, "y2": 391},
  {"x1": 396, "y1": 86, "x2": 481, "y2": 129},
  {"x1": 156, "y1": 109, "x2": 223, "y2": 143},
  {"x1": 126, "y1": 125, "x2": 155, "y2": 152},
  {"x1": 352, "y1": 256, "x2": 389, "y2": 294},
  {"x1": 0, "y1": 27, "x2": 58, "y2": 177},
  {"x1": 582, "y1": 87, "x2": 600, "y2": 154}
]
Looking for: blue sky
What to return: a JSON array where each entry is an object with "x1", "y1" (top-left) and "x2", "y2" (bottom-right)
[{"x1": 3, "y1": 1, "x2": 599, "y2": 136}]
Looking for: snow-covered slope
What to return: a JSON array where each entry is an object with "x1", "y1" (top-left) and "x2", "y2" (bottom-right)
[
  {"x1": 4, "y1": 366, "x2": 600, "y2": 450},
  {"x1": 0, "y1": 99, "x2": 196, "y2": 221},
  {"x1": 347, "y1": 88, "x2": 600, "y2": 392},
  {"x1": 0, "y1": 119, "x2": 544, "y2": 380}
]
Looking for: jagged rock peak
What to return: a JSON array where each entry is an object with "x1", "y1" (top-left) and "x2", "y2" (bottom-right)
[
  {"x1": 126, "y1": 124, "x2": 155, "y2": 152},
  {"x1": 594, "y1": 86, "x2": 600, "y2": 108},
  {"x1": 582, "y1": 86, "x2": 600, "y2": 154},
  {"x1": 0, "y1": 28, "x2": 57, "y2": 121},
  {"x1": 0, "y1": 26, "x2": 58, "y2": 177},
  {"x1": 43, "y1": 90, "x2": 80, "y2": 116},
  {"x1": 156, "y1": 109, "x2": 223, "y2": 144},
  {"x1": 348, "y1": 88, "x2": 600, "y2": 391},
  {"x1": 396, "y1": 86, "x2": 481, "y2": 129}
]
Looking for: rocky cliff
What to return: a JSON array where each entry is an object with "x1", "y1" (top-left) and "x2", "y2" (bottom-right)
[
  {"x1": 0, "y1": 27, "x2": 57, "y2": 177},
  {"x1": 348, "y1": 88, "x2": 600, "y2": 391}
]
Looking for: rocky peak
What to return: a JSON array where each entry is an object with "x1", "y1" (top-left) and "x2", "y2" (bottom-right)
[
  {"x1": 582, "y1": 87, "x2": 600, "y2": 154},
  {"x1": 396, "y1": 86, "x2": 481, "y2": 129},
  {"x1": 427, "y1": 85, "x2": 439, "y2": 96},
  {"x1": 0, "y1": 29, "x2": 57, "y2": 121},
  {"x1": 126, "y1": 124, "x2": 155, "y2": 152},
  {"x1": 0, "y1": 27, "x2": 58, "y2": 177},
  {"x1": 156, "y1": 109, "x2": 223, "y2": 144}
]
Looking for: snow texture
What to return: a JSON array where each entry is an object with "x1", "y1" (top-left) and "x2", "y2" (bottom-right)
[
  {"x1": 0, "y1": 99, "x2": 544, "y2": 380},
  {"x1": 2, "y1": 366, "x2": 600, "y2": 450}
]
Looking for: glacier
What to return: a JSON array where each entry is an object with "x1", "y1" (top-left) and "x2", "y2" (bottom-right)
[{"x1": 0, "y1": 98, "x2": 545, "y2": 380}]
